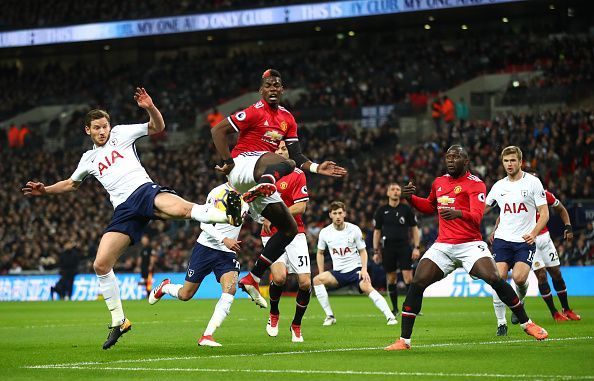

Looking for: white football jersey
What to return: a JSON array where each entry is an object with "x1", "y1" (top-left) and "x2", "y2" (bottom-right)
[
  {"x1": 197, "y1": 183, "x2": 248, "y2": 253},
  {"x1": 317, "y1": 222, "x2": 366, "y2": 273},
  {"x1": 486, "y1": 172, "x2": 547, "y2": 242},
  {"x1": 71, "y1": 123, "x2": 153, "y2": 209}
]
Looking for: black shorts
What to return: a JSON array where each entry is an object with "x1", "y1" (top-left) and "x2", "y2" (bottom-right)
[{"x1": 382, "y1": 242, "x2": 413, "y2": 273}]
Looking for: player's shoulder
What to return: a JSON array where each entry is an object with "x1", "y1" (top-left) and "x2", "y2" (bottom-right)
[
  {"x1": 524, "y1": 172, "x2": 543, "y2": 186},
  {"x1": 345, "y1": 222, "x2": 362, "y2": 233},
  {"x1": 278, "y1": 104, "x2": 292, "y2": 115},
  {"x1": 465, "y1": 172, "x2": 484, "y2": 184},
  {"x1": 79, "y1": 149, "x2": 95, "y2": 162}
]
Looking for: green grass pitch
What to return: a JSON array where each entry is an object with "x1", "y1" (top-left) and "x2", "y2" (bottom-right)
[{"x1": 1, "y1": 296, "x2": 593, "y2": 380}]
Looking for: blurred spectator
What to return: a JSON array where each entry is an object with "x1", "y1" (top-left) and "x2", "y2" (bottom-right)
[
  {"x1": 50, "y1": 240, "x2": 81, "y2": 300},
  {"x1": 207, "y1": 107, "x2": 224, "y2": 128},
  {"x1": 455, "y1": 97, "x2": 469, "y2": 128}
]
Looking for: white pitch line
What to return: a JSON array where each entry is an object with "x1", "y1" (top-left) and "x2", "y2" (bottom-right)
[
  {"x1": 25, "y1": 336, "x2": 594, "y2": 369},
  {"x1": 23, "y1": 366, "x2": 594, "y2": 379}
]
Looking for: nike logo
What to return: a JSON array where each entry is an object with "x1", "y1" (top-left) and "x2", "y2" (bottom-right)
[
  {"x1": 500, "y1": 193, "x2": 506, "y2": 196},
  {"x1": 384, "y1": 211, "x2": 389, "y2": 214}
]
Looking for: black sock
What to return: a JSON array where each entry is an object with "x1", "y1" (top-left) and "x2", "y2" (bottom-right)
[
  {"x1": 292, "y1": 287, "x2": 311, "y2": 326},
  {"x1": 400, "y1": 283, "x2": 424, "y2": 339},
  {"x1": 490, "y1": 278, "x2": 529, "y2": 324},
  {"x1": 251, "y1": 232, "x2": 295, "y2": 278},
  {"x1": 538, "y1": 281, "x2": 558, "y2": 315},
  {"x1": 388, "y1": 283, "x2": 398, "y2": 312},
  {"x1": 259, "y1": 161, "x2": 294, "y2": 185},
  {"x1": 552, "y1": 277, "x2": 570, "y2": 310},
  {"x1": 269, "y1": 281, "x2": 284, "y2": 315}
]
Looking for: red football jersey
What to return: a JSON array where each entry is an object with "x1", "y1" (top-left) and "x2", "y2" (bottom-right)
[
  {"x1": 228, "y1": 100, "x2": 298, "y2": 158},
  {"x1": 537, "y1": 190, "x2": 559, "y2": 235},
  {"x1": 261, "y1": 168, "x2": 308, "y2": 237},
  {"x1": 411, "y1": 171, "x2": 486, "y2": 244}
]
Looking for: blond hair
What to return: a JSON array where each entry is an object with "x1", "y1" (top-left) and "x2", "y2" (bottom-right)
[{"x1": 500, "y1": 146, "x2": 523, "y2": 161}]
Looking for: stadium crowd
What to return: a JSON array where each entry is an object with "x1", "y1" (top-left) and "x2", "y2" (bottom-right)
[{"x1": 2, "y1": 106, "x2": 593, "y2": 275}]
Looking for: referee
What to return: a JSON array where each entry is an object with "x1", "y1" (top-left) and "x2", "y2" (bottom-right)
[{"x1": 373, "y1": 183, "x2": 420, "y2": 314}]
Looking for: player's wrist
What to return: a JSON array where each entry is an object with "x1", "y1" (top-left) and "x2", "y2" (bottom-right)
[
  {"x1": 308, "y1": 162, "x2": 319, "y2": 173},
  {"x1": 220, "y1": 158, "x2": 234, "y2": 166},
  {"x1": 564, "y1": 224, "x2": 572, "y2": 232}
]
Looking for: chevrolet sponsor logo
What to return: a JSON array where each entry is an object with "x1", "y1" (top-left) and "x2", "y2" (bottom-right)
[{"x1": 437, "y1": 195, "x2": 455, "y2": 205}]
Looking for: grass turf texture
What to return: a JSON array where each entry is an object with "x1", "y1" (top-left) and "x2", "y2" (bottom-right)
[{"x1": 1, "y1": 296, "x2": 593, "y2": 380}]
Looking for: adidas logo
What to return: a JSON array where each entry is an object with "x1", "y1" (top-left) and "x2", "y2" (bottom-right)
[{"x1": 264, "y1": 120, "x2": 269, "y2": 126}]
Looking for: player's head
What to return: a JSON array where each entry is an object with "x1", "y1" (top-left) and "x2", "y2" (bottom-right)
[
  {"x1": 444, "y1": 144, "x2": 469, "y2": 177},
  {"x1": 85, "y1": 109, "x2": 111, "y2": 146},
  {"x1": 328, "y1": 201, "x2": 346, "y2": 226},
  {"x1": 260, "y1": 69, "x2": 283, "y2": 108},
  {"x1": 275, "y1": 140, "x2": 289, "y2": 159},
  {"x1": 500, "y1": 146, "x2": 523, "y2": 177},
  {"x1": 387, "y1": 183, "x2": 401, "y2": 201}
]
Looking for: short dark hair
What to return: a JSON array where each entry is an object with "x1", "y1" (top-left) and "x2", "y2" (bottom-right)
[
  {"x1": 85, "y1": 109, "x2": 110, "y2": 127},
  {"x1": 262, "y1": 68, "x2": 281, "y2": 80},
  {"x1": 329, "y1": 201, "x2": 346, "y2": 211}
]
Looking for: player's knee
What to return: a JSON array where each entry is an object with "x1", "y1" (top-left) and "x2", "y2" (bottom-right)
[
  {"x1": 272, "y1": 273, "x2": 287, "y2": 286},
  {"x1": 177, "y1": 288, "x2": 194, "y2": 301},
  {"x1": 93, "y1": 260, "x2": 111, "y2": 275},
  {"x1": 299, "y1": 277, "x2": 312, "y2": 290}
]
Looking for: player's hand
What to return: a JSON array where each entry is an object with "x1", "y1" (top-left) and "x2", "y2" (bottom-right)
[
  {"x1": 401, "y1": 181, "x2": 416, "y2": 199},
  {"x1": 522, "y1": 231, "x2": 537, "y2": 245},
  {"x1": 317, "y1": 161, "x2": 348, "y2": 177},
  {"x1": 222, "y1": 238, "x2": 242, "y2": 252},
  {"x1": 411, "y1": 248, "x2": 421, "y2": 261},
  {"x1": 439, "y1": 208, "x2": 462, "y2": 220},
  {"x1": 372, "y1": 252, "x2": 382, "y2": 264},
  {"x1": 262, "y1": 219, "x2": 272, "y2": 235},
  {"x1": 215, "y1": 162, "x2": 235, "y2": 175},
  {"x1": 564, "y1": 226, "x2": 574, "y2": 242},
  {"x1": 134, "y1": 87, "x2": 154, "y2": 109},
  {"x1": 359, "y1": 269, "x2": 371, "y2": 283},
  {"x1": 22, "y1": 181, "x2": 46, "y2": 197}
]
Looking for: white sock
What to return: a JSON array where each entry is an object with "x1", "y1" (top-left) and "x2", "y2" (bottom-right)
[
  {"x1": 204, "y1": 293, "x2": 234, "y2": 336},
  {"x1": 369, "y1": 290, "x2": 395, "y2": 320},
  {"x1": 191, "y1": 203, "x2": 226, "y2": 223},
  {"x1": 492, "y1": 290, "x2": 507, "y2": 326},
  {"x1": 97, "y1": 270, "x2": 125, "y2": 327},
  {"x1": 515, "y1": 281, "x2": 529, "y2": 302},
  {"x1": 401, "y1": 337, "x2": 411, "y2": 346},
  {"x1": 520, "y1": 319, "x2": 533, "y2": 329},
  {"x1": 162, "y1": 283, "x2": 183, "y2": 299},
  {"x1": 313, "y1": 284, "x2": 334, "y2": 317}
]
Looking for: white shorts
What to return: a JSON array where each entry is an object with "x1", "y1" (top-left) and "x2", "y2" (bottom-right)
[
  {"x1": 228, "y1": 152, "x2": 283, "y2": 215},
  {"x1": 422, "y1": 241, "x2": 492, "y2": 277},
  {"x1": 532, "y1": 232, "x2": 560, "y2": 270},
  {"x1": 262, "y1": 233, "x2": 311, "y2": 274}
]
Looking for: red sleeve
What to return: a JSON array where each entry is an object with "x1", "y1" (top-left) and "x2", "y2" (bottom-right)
[
  {"x1": 411, "y1": 182, "x2": 437, "y2": 214},
  {"x1": 546, "y1": 190, "x2": 558, "y2": 206},
  {"x1": 228, "y1": 105, "x2": 260, "y2": 132},
  {"x1": 291, "y1": 172, "x2": 308, "y2": 203},
  {"x1": 460, "y1": 181, "x2": 486, "y2": 225},
  {"x1": 284, "y1": 114, "x2": 298, "y2": 141}
]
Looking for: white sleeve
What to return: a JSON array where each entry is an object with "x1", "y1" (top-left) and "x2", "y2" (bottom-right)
[
  {"x1": 200, "y1": 223, "x2": 226, "y2": 243},
  {"x1": 317, "y1": 229, "x2": 327, "y2": 251},
  {"x1": 71, "y1": 153, "x2": 91, "y2": 182},
  {"x1": 354, "y1": 226, "x2": 366, "y2": 250},
  {"x1": 485, "y1": 184, "x2": 498, "y2": 207},
  {"x1": 533, "y1": 178, "x2": 547, "y2": 207},
  {"x1": 112, "y1": 123, "x2": 149, "y2": 143}
]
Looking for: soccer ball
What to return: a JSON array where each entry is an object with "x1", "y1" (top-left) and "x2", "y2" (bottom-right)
[{"x1": 213, "y1": 187, "x2": 231, "y2": 211}]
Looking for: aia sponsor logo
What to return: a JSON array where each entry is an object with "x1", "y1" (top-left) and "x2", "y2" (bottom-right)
[
  {"x1": 98, "y1": 150, "x2": 124, "y2": 176},
  {"x1": 332, "y1": 247, "x2": 352, "y2": 256},
  {"x1": 503, "y1": 202, "x2": 528, "y2": 213}
]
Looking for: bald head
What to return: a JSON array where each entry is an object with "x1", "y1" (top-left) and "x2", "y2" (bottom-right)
[{"x1": 447, "y1": 144, "x2": 468, "y2": 158}]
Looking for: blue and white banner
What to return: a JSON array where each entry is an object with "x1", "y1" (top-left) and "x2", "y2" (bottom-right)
[
  {"x1": 0, "y1": 0, "x2": 523, "y2": 49},
  {"x1": 1, "y1": 266, "x2": 593, "y2": 301},
  {"x1": 0, "y1": 272, "x2": 249, "y2": 302}
]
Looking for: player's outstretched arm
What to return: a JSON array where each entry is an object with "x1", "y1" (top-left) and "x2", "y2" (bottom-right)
[
  {"x1": 286, "y1": 141, "x2": 347, "y2": 177},
  {"x1": 22, "y1": 178, "x2": 81, "y2": 197},
  {"x1": 316, "y1": 161, "x2": 348, "y2": 178},
  {"x1": 404, "y1": 181, "x2": 437, "y2": 215},
  {"x1": 211, "y1": 119, "x2": 236, "y2": 175},
  {"x1": 134, "y1": 87, "x2": 165, "y2": 135}
]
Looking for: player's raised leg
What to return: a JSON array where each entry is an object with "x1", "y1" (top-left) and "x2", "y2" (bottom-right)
[
  {"x1": 313, "y1": 271, "x2": 338, "y2": 325},
  {"x1": 94, "y1": 232, "x2": 133, "y2": 350},
  {"x1": 153, "y1": 190, "x2": 243, "y2": 227},
  {"x1": 472, "y1": 257, "x2": 548, "y2": 340},
  {"x1": 240, "y1": 202, "x2": 297, "y2": 307}
]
